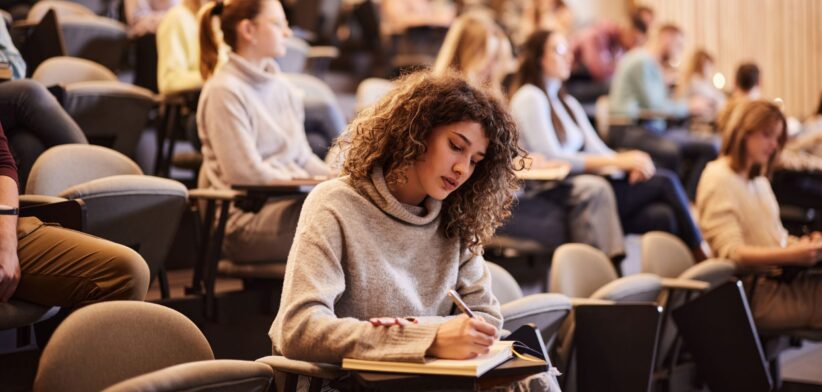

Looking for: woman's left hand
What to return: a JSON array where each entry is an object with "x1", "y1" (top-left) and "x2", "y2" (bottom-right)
[{"x1": 369, "y1": 317, "x2": 418, "y2": 327}]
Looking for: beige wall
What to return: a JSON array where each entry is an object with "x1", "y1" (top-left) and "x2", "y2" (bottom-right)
[{"x1": 641, "y1": 0, "x2": 822, "y2": 118}]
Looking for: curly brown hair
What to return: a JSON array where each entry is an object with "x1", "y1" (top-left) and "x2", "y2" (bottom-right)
[{"x1": 338, "y1": 71, "x2": 526, "y2": 253}]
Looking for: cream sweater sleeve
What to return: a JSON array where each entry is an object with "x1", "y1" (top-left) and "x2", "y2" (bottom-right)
[{"x1": 697, "y1": 173, "x2": 745, "y2": 260}]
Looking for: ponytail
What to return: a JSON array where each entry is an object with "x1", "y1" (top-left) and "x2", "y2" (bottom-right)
[
  {"x1": 199, "y1": 1, "x2": 222, "y2": 80},
  {"x1": 197, "y1": 0, "x2": 268, "y2": 80}
]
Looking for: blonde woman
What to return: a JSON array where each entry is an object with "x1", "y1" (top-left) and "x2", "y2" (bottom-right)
[
  {"x1": 156, "y1": 0, "x2": 227, "y2": 93},
  {"x1": 677, "y1": 49, "x2": 725, "y2": 120},
  {"x1": 432, "y1": 12, "x2": 514, "y2": 98}
]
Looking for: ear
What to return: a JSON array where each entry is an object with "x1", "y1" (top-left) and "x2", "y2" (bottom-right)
[{"x1": 237, "y1": 18, "x2": 255, "y2": 42}]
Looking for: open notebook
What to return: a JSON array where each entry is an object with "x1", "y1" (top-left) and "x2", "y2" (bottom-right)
[{"x1": 342, "y1": 340, "x2": 514, "y2": 377}]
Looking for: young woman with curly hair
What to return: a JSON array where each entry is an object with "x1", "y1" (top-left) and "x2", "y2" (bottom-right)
[{"x1": 269, "y1": 71, "x2": 548, "y2": 385}]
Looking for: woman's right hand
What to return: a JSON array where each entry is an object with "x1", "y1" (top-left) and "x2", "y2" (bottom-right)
[
  {"x1": 785, "y1": 238, "x2": 822, "y2": 266},
  {"x1": 615, "y1": 151, "x2": 655, "y2": 183},
  {"x1": 426, "y1": 314, "x2": 498, "y2": 359}
]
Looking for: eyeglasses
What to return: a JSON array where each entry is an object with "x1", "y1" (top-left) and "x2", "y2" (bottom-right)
[
  {"x1": 553, "y1": 42, "x2": 569, "y2": 57},
  {"x1": 253, "y1": 16, "x2": 289, "y2": 30}
]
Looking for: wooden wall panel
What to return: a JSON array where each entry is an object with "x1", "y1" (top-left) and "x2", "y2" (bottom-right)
[{"x1": 641, "y1": 0, "x2": 822, "y2": 118}]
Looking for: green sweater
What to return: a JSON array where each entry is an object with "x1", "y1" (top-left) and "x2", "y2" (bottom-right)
[{"x1": 269, "y1": 167, "x2": 502, "y2": 364}]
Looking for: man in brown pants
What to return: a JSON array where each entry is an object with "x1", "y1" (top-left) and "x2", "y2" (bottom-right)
[{"x1": 0, "y1": 124, "x2": 149, "y2": 307}]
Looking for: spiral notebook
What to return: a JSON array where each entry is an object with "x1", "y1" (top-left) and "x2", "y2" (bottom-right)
[{"x1": 342, "y1": 340, "x2": 514, "y2": 377}]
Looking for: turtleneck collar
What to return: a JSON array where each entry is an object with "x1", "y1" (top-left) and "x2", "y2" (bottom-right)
[
  {"x1": 226, "y1": 52, "x2": 282, "y2": 85},
  {"x1": 544, "y1": 77, "x2": 562, "y2": 98},
  {"x1": 358, "y1": 167, "x2": 442, "y2": 226}
]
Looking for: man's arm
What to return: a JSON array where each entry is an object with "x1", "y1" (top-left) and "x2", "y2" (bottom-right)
[
  {"x1": 0, "y1": 123, "x2": 20, "y2": 302},
  {"x1": 0, "y1": 174, "x2": 18, "y2": 301}
]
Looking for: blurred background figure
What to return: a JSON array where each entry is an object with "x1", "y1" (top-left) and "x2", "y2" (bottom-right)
[{"x1": 677, "y1": 49, "x2": 725, "y2": 122}]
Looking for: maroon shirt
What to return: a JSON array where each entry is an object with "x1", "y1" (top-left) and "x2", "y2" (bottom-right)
[{"x1": 0, "y1": 123, "x2": 18, "y2": 185}]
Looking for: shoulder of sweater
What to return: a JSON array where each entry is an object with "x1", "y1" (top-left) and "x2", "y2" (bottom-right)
[
  {"x1": 511, "y1": 84, "x2": 548, "y2": 109},
  {"x1": 305, "y1": 177, "x2": 365, "y2": 207}
]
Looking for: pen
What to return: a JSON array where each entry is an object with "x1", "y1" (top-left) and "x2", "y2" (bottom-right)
[{"x1": 447, "y1": 289, "x2": 475, "y2": 318}]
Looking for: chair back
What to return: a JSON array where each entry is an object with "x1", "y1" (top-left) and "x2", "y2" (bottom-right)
[
  {"x1": 550, "y1": 243, "x2": 619, "y2": 298},
  {"x1": 356, "y1": 78, "x2": 394, "y2": 112},
  {"x1": 276, "y1": 36, "x2": 309, "y2": 73},
  {"x1": 486, "y1": 261, "x2": 523, "y2": 304},
  {"x1": 33, "y1": 55, "x2": 117, "y2": 85},
  {"x1": 26, "y1": 144, "x2": 142, "y2": 196},
  {"x1": 641, "y1": 231, "x2": 694, "y2": 278},
  {"x1": 63, "y1": 81, "x2": 156, "y2": 157},
  {"x1": 60, "y1": 174, "x2": 188, "y2": 279},
  {"x1": 28, "y1": 0, "x2": 94, "y2": 22},
  {"x1": 18, "y1": 9, "x2": 67, "y2": 77},
  {"x1": 103, "y1": 360, "x2": 274, "y2": 392},
  {"x1": 282, "y1": 72, "x2": 346, "y2": 142},
  {"x1": 35, "y1": 301, "x2": 214, "y2": 392},
  {"x1": 60, "y1": 15, "x2": 128, "y2": 71}
]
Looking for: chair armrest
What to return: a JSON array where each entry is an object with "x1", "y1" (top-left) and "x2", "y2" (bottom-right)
[
  {"x1": 570, "y1": 297, "x2": 615, "y2": 306},
  {"x1": 19, "y1": 194, "x2": 68, "y2": 207},
  {"x1": 307, "y1": 45, "x2": 339, "y2": 60},
  {"x1": 188, "y1": 188, "x2": 241, "y2": 201},
  {"x1": 661, "y1": 277, "x2": 710, "y2": 292},
  {"x1": 20, "y1": 198, "x2": 86, "y2": 231},
  {"x1": 502, "y1": 293, "x2": 572, "y2": 344},
  {"x1": 256, "y1": 356, "x2": 343, "y2": 380}
]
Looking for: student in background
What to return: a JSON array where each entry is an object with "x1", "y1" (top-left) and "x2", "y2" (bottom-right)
[
  {"x1": 608, "y1": 24, "x2": 718, "y2": 199},
  {"x1": 434, "y1": 13, "x2": 624, "y2": 260},
  {"x1": 571, "y1": 5, "x2": 655, "y2": 83},
  {"x1": 270, "y1": 71, "x2": 551, "y2": 390},
  {"x1": 678, "y1": 49, "x2": 725, "y2": 121},
  {"x1": 125, "y1": 0, "x2": 179, "y2": 37},
  {"x1": 518, "y1": 0, "x2": 574, "y2": 45},
  {"x1": 511, "y1": 29, "x2": 705, "y2": 260},
  {"x1": 717, "y1": 63, "x2": 761, "y2": 131},
  {"x1": 696, "y1": 100, "x2": 822, "y2": 329},
  {"x1": 197, "y1": 0, "x2": 329, "y2": 262},
  {"x1": 432, "y1": 11, "x2": 514, "y2": 99},
  {"x1": 0, "y1": 123, "x2": 148, "y2": 309},
  {"x1": 156, "y1": 0, "x2": 226, "y2": 93}
]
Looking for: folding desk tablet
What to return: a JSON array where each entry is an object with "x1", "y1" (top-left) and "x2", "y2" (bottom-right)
[
  {"x1": 672, "y1": 280, "x2": 772, "y2": 392},
  {"x1": 574, "y1": 303, "x2": 662, "y2": 392}
]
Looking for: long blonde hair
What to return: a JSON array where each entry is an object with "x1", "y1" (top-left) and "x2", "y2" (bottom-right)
[{"x1": 432, "y1": 12, "x2": 513, "y2": 97}]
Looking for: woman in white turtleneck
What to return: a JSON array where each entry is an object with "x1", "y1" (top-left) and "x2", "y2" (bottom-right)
[
  {"x1": 510, "y1": 29, "x2": 706, "y2": 260},
  {"x1": 196, "y1": 0, "x2": 330, "y2": 262}
]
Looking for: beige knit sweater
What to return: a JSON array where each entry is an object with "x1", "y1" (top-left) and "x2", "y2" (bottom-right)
[
  {"x1": 696, "y1": 158, "x2": 788, "y2": 260},
  {"x1": 269, "y1": 167, "x2": 502, "y2": 364}
]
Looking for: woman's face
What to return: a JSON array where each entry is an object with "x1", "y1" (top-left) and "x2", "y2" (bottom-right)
[
  {"x1": 744, "y1": 120, "x2": 783, "y2": 167},
  {"x1": 540, "y1": 33, "x2": 572, "y2": 81},
  {"x1": 250, "y1": 0, "x2": 292, "y2": 58},
  {"x1": 403, "y1": 121, "x2": 489, "y2": 204}
]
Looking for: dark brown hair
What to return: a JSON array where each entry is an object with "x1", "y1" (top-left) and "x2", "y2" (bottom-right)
[
  {"x1": 735, "y1": 63, "x2": 760, "y2": 92},
  {"x1": 509, "y1": 29, "x2": 577, "y2": 143},
  {"x1": 721, "y1": 100, "x2": 787, "y2": 179},
  {"x1": 199, "y1": 0, "x2": 268, "y2": 79},
  {"x1": 337, "y1": 71, "x2": 526, "y2": 253}
]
